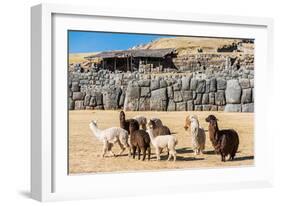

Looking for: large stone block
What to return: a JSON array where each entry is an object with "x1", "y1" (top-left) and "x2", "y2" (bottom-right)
[
  {"x1": 118, "y1": 93, "x2": 125, "y2": 107},
  {"x1": 173, "y1": 91, "x2": 183, "y2": 102},
  {"x1": 252, "y1": 88, "x2": 254, "y2": 102},
  {"x1": 151, "y1": 88, "x2": 167, "y2": 100},
  {"x1": 103, "y1": 88, "x2": 121, "y2": 110},
  {"x1": 173, "y1": 79, "x2": 182, "y2": 91},
  {"x1": 126, "y1": 85, "x2": 140, "y2": 99},
  {"x1": 205, "y1": 79, "x2": 210, "y2": 93},
  {"x1": 74, "y1": 100, "x2": 85, "y2": 110},
  {"x1": 242, "y1": 103, "x2": 254, "y2": 112},
  {"x1": 224, "y1": 104, "x2": 242, "y2": 112},
  {"x1": 187, "y1": 101, "x2": 194, "y2": 111},
  {"x1": 89, "y1": 96, "x2": 96, "y2": 107},
  {"x1": 225, "y1": 79, "x2": 242, "y2": 104},
  {"x1": 215, "y1": 90, "x2": 226, "y2": 105},
  {"x1": 210, "y1": 105, "x2": 218, "y2": 111},
  {"x1": 194, "y1": 105, "x2": 202, "y2": 111},
  {"x1": 167, "y1": 100, "x2": 176, "y2": 111},
  {"x1": 167, "y1": 86, "x2": 174, "y2": 99},
  {"x1": 209, "y1": 92, "x2": 215, "y2": 105},
  {"x1": 194, "y1": 93, "x2": 202, "y2": 105},
  {"x1": 190, "y1": 78, "x2": 198, "y2": 91},
  {"x1": 71, "y1": 82, "x2": 80, "y2": 92},
  {"x1": 150, "y1": 88, "x2": 167, "y2": 111},
  {"x1": 84, "y1": 94, "x2": 91, "y2": 106},
  {"x1": 202, "y1": 105, "x2": 211, "y2": 111},
  {"x1": 176, "y1": 102, "x2": 186, "y2": 111},
  {"x1": 217, "y1": 78, "x2": 227, "y2": 90},
  {"x1": 250, "y1": 79, "x2": 254, "y2": 88},
  {"x1": 181, "y1": 76, "x2": 191, "y2": 90},
  {"x1": 140, "y1": 87, "x2": 151, "y2": 97},
  {"x1": 241, "y1": 88, "x2": 252, "y2": 104},
  {"x1": 202, "y1": 93, "x2": 209, "y2": 104},
  {"x1": 139, "y1": 98, "x2": 150, "y2": 111},
  {"x1": 239, "y1": 78, "x2": 250, "y2": 89},
  {"x1": 210, "y1": 78, "x2": 217, "y2": 92},
  {"x1": 69, "y1": 98, "x2": 74, "y2": 110},
  {"x1": 95, "y1": 93, "x2": 103, "y2": 105},
  {"x1": 160, "y1": 80, "x2": 168, "y2": 88},
  {"x1": 150, "y1": 78, "x2": 160, "y2": 90},
  {"x1": 196, "y1": 80, "x2": 206, "y2": 93},
  {"x1": 138, "y1": 79, "x2": 150, "y2": 87},
  {"x1": 218, "y1": 105, "x2": 225, "y2": 111},
  {"x1": 182, "y1": 91, "x2": 193, "y2": 101},
  {"x1": 72, "y1": 92, "x2": 85, "y2": 101}
]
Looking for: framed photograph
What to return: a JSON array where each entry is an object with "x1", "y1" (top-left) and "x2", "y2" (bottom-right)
[{"x1": 31, "y1": 3, "x2": 274, "y2": 201}]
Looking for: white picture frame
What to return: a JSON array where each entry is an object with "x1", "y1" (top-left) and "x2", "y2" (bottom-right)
[{"x1": 31, "y1": 3, "x2": 274, "y2": 202}]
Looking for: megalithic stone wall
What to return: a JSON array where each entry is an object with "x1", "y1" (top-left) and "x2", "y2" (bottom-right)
[{"x1": 68, "y1": 69, "x2": 254, "y2": 112}]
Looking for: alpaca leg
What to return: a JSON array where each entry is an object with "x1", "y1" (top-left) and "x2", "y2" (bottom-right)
[
  {"x1": 127, "y1": 146, "x2": 131, "y2": 157},
  {"x1": 132, "y1": 146, "x2": 137, "y2": 159},
  {"x1": 142, "y1": 147, "x2": 146, "y2": 161},
  {"x1": 220, "y1": 152, "x2": 225, "y2": 162},
  {"x1": 147, "y1": 147, "x2": 151, "y2": 161},
  {"x1": 167, "y1": 150, "x2": 171, "y2": 161},
  {"x1": 171, "y1": 150, "x2": 177, "y2": 161},
  {"x1": 117, "y1": 140, "x2": 125, "y2": 156},
  {"x1": 108, "y1": 143, "x2": 116, "y2": 157},
  {"x1": 155, "y1": 148, "x2": 160, "y2": 161},
  {"x1": 137, "y1": 146, "x2": 141, "y2": 160},
  {"x1": 102, "y1": 142, "x2": 108, "y2": 158}
]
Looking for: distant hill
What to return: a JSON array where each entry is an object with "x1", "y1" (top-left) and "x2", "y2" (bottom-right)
[{"x1": 131, "y1": 37, "x2": 250, "y2": 55}]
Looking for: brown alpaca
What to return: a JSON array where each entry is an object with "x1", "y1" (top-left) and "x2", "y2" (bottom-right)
[
  {"x1": 205, "y1": 115, "x2": 239, "y2": 162},
  {"x1": 129, "y1": 122, "x2": 151, "y2": 161},
  {"x1": 119, "y1": 111, "x2": 139, "y2": 134},
  {"x1": 147, "y1": 119, "x2": 171, "y2": 137}
]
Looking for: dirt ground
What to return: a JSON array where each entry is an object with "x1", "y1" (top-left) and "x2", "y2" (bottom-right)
[{"x1": 68, "y1": 110, "x2": 254, "y2": 174}]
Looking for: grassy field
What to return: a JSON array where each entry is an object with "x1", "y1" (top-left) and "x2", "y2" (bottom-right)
[{"x1": 68, "y1": 110, "x2": 254, "y2": 174}]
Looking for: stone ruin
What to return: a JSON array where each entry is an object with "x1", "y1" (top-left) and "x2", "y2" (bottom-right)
[{"x1": 68, "y1": 54, "x2": 254, "y2": 112}]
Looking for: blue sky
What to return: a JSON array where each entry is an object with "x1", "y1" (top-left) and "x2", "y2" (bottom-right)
[{"x1": 68, "y1": 31, "x2": 176, "y2": 53}]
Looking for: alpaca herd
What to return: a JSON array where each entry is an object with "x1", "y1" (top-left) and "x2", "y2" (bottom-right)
[{"x1": 89, "y1": 111, "x2": 240, "y2": 162}]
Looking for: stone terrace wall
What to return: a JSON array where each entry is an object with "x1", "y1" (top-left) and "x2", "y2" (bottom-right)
[{"x1": 69, "y1": 69, "x2": 254, "y2": 112}]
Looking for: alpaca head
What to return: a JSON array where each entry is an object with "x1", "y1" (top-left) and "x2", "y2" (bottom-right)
[
  {"x1": 147, "y1": 119, "x2": 156, "y2": 129},
  {"x1": 120, "y1": 111, "x2": 126, "y2": 122},
  {"x1": 205, "y1": 115, "x2": 218, "y2": 131},
  {"x1": 184, "y1": 115, "x2": 198, "y2": 130},
  {"x1": 184, "y1": 115, "x2": 191, "y2": 131},
  {"x1": 90, "y1": 120, "x2": 98, "y2": 127}
]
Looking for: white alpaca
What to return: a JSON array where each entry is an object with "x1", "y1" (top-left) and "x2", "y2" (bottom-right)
[
  {"x1": 89, "y1": 120, "x2": 131, "y2": 158},
  {"x1": 147, "y1": 128, "x2": 177, "y2": 161},
  {"x1": 189, "y1": 115, "x2": 206, "y2": 155},
  {"x1": 133, "y1": 115, "x2": 147, "y2": 130}
]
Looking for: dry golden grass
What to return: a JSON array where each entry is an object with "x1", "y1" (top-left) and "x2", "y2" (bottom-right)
[{"x1": 69, "y1": 110, "x2": 254, "y2": 174}]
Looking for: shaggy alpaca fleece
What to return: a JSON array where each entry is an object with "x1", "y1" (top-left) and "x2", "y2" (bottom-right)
[{"x1": 189, "y1": 115, "x2": 206, "y2": 155}]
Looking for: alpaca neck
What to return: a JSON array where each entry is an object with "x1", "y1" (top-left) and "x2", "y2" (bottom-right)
[
  {"x1": 208, "y1": 124, "x2": 219, "y2": 146},
  {"x1": 147, "y1": 128, "x2": 156, "y2": 144},
  {"x1": 90, "y1": 124, "x2": 102, "y2": 139}
]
